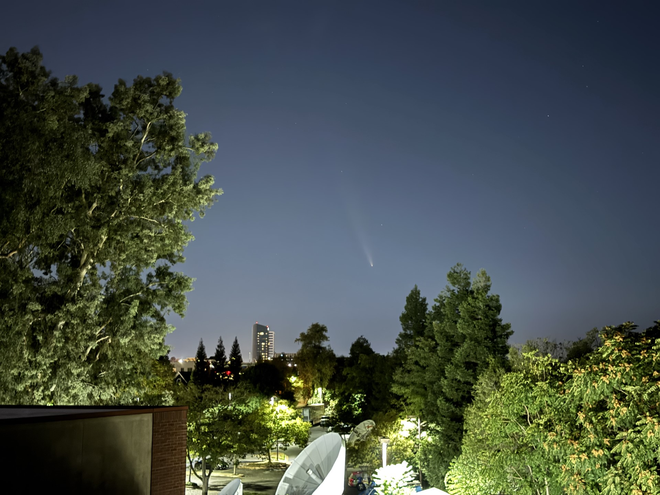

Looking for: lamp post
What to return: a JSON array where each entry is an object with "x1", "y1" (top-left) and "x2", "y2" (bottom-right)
[{"x1": 379, "y1": 437, "x2": 390, "y2": 467}]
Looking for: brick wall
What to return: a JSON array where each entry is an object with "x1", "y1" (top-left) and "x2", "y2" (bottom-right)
[{"x1": 151, "y1": 408, "x2": 187, "y2": 495}]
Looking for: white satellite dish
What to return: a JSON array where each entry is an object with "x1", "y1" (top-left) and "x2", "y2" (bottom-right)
[
  {"x1": 275, "y1": 432, "x2": 345, "y2": 495},
  {"x1": 347, "y1": 419, "x2": 375, "y2": 447},
  {"x1": 218, "y1": 478, "x2": 243, "y2": 495},
  {"x1": 418, "y1": 488, "x2": 450, "y2": 495}
]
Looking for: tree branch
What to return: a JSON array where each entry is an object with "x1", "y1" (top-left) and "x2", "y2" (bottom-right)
[{"x1": 135, "y1": 121, "x2": 152, "y2": 165}]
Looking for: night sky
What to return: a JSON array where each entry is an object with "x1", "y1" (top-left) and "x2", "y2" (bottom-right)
[{"x1": 3, "y1": 1, "x2": 659, "y2": 359}]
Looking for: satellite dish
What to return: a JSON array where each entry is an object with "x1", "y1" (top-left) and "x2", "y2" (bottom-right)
[
  {"x1": 218, "y1": 479, "x2": 243, "y2": 495},
  {"x1": 347, "y1": 419, "x2": 375, "y2": 447},
  {"x1": 275, "y1": 432, "x2": 345, "y2": 495},
  {"x1": 417, "y1": 488, "x2": 450, "y2": 495}
]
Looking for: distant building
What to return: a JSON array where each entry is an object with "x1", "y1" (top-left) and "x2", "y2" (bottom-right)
[
  {"x1": 252, "y1": 322, "x2": 275, "y2": 361},
  {"x1": 268, "y1": 329, "x2": 275, "y2": 358},
  {"x1": 276, "y1": 352, "x2": 297, "y2": 364},
  {"x1": 172, "y1": 357, "x2": 196, "y2": 373}
]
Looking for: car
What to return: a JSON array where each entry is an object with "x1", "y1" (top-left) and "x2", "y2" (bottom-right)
[
  {"x1": 328, "y1": 422, "x2": 353, "y2": 434},
  {"x1": 192, "y1": 458, "x2": 229, "y2": 471},
  {"x1": 319, "y1": 415, "x2": 331, "y2": 427}
]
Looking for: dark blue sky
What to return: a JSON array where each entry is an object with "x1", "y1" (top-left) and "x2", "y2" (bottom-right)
[{"x1": 3, "y1": 1, "x2": 659, "y2": 358}]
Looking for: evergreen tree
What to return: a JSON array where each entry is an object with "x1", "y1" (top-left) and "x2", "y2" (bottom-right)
[
  {"x1": 228, "y1": 337, "x2": 242, "y2": 381},
  {"x1": 392, "y1": 287, "x2": 441, "y2": 421},
  {"x1": 192, "y1": 339, "x2": 211, "y2": 387},
  {"x1": 0, "y1": 47, "x2": 220, "y2": 404},
  {"x1": 212, "y1": 336, "x2": 227, "y2": 383},
  {"x1": 394, "y1": 264, "x2": 512, "y2": 488},
  {"x1": 392, "y1": 285, "x2": 428, "y2": 365}
]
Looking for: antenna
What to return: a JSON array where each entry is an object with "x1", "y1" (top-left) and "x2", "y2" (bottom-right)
[
  {"x1": 347, "y1": 419, "x2": 375, "y2": 447},
  {"x1": 218, "y1": 478, "x2": 243, "y2": 495},
  {"x1": 275, "y1": 432, "x2": 345, "y2": 495}
]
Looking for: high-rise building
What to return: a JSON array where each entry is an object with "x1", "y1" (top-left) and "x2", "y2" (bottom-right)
[
  {"x1": 252, "y1": 322, "x2": 275, "y2": 362},
  {"x1": 268, "y1": 330, "x2": 275, "y2": 359}
]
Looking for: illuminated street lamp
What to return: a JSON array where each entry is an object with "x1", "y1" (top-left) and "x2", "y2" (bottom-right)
[{"x1": 379, "y1": 437, "x2": 390, "y2": 467}]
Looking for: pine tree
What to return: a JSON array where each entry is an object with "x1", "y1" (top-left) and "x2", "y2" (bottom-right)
[
  {"x1": 392, "y1": 286, "x2": 428, "y2": 370},
  {"x1": 228, "y1": 337, "x2": 242, "y2": 382},
  {"x1": 429, "y1": 265, "x2": 512, "y2": 486},
  {"x1": 212, "y1": 336, "x2": 227, "y2": 381},
  {"x1": 394, "y1": 264, "x2": 513, "y2": 488},
  {"x1": 192, "y1": 339, "x2": 211, "y2": 387}
]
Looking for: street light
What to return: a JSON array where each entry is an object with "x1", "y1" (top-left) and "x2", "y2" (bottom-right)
[{"x1": 379, "y1": 437, "x2": 390, "y2": 467}]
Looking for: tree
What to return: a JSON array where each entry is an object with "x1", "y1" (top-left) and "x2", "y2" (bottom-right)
[
  {"x1": 295, "y1": 323, "x2": 336, "y2": 404},
  {"x1": 138, "y1": 355, "x2": 176, "y2": 406},
  {"x1": 335, "y1": 336, "x2": 399, "y2": 425},
  {"x1": 212, "y1": 336, "x2": 227, "y2": 384},
  {"x1": 192, "y1": 339, "x2": 212, "y2": 387},
  {"x1": 0, "y1": 47, "x2": 221, "y2": 405},
  {"x1": 393, "y1": 264, "x2": 512, "y2": 488},
  {"x1": 446, "y1": 321, "x2": 660, "y2": 495},
  {"x1": 253, "y1": 401, "x2": 310, "y2": 464},
  {"x1": 392, "y1": 286, "x2": 428, "y2": 366},
  {"x1": 228, "y1": 337, "x2": 242, "y2": 382},
  {"x1": 445, "y1": 356, "x2": 564, "y2": 495},
  {"x1": 243, "y1": 361, "x2": 287, "y2": 398},
  {"x1": 180, "y1": 383, "x2": 261, "y2": 495},
  {"x1": 212, "y1": 336, "x2": 227, "y2": 370}
]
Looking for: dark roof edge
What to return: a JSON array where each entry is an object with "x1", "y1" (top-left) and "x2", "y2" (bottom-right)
[{"x1": 0, "y1": 405, "x2": 188, "y2": 425}]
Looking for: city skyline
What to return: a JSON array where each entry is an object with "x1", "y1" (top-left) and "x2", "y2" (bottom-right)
[{"x1": 3, "y1": 1, "x2": 658, "y2": 359}]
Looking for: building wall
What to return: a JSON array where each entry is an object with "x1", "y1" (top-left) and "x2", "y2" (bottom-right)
[
  {"x1": 268, "y1": 330, "x2": 275, "y2": 359},
  {"x1": 252, "y1": 323, "x2": 269, "y2": 361},
  {"x1": 151, "y1": 409, "x2": 187, "y2": 495},
  {"x1": 0, "y1": 408, "x2": 188, "y2": 495},
  {"x1": 1, "y1": 414, "x2": 153, "y2": 494}
]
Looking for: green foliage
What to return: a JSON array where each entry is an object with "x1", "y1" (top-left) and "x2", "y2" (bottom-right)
[
  {"x1": 445, "y1": 356, "x2": 564, "y2": 495},
  {"x1": 446, "y1": 321, "x2": 660, "y2": 495},
  {"x1": 252, "y1": 401, "x2": 310, "y2": 463},
  {"x1": 294, "y1": 323, "x2": 336, "y2": 403},
  {"x1": 392, "y1": 286, "x2": 428, "y2": 366},
  {"x1": 179, "y1": 383, "x2": 261, "y2": 495},
  {"x1": 138, "y1": 356, "x2": 176, "y2": 406},
  {"x1": 347, "y1": 412, "x2": 418, "y2": 473},
  {"x1": 393, "y1": 264, "x2": 512, "y2": 487},
  {"x1": 334, "y1": 336, "x2": 400, "y2": 425},
  {"x1": 373, "y1": 461, "x2": 416, "y2": 495},
  {"x1": 0, "y1": 47, "x2": 220, "y2": 405}
]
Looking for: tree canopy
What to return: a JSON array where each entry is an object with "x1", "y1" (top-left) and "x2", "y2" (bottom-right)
[
  {"x1": 334, "y1": 336, "x2": 399, "y2": 425},
  {"x1": 294, "y1": 322, "x2": 336, "y2": 403},
  {"x1": 393, "y1": 264, "x2": 512, "y2": 487},
  {"x1": 0, "y1": 47, "x2": 221, "y2": 405},
  {"x1": 446, "y1": 321, "x2": 660, "y2": 495}
]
